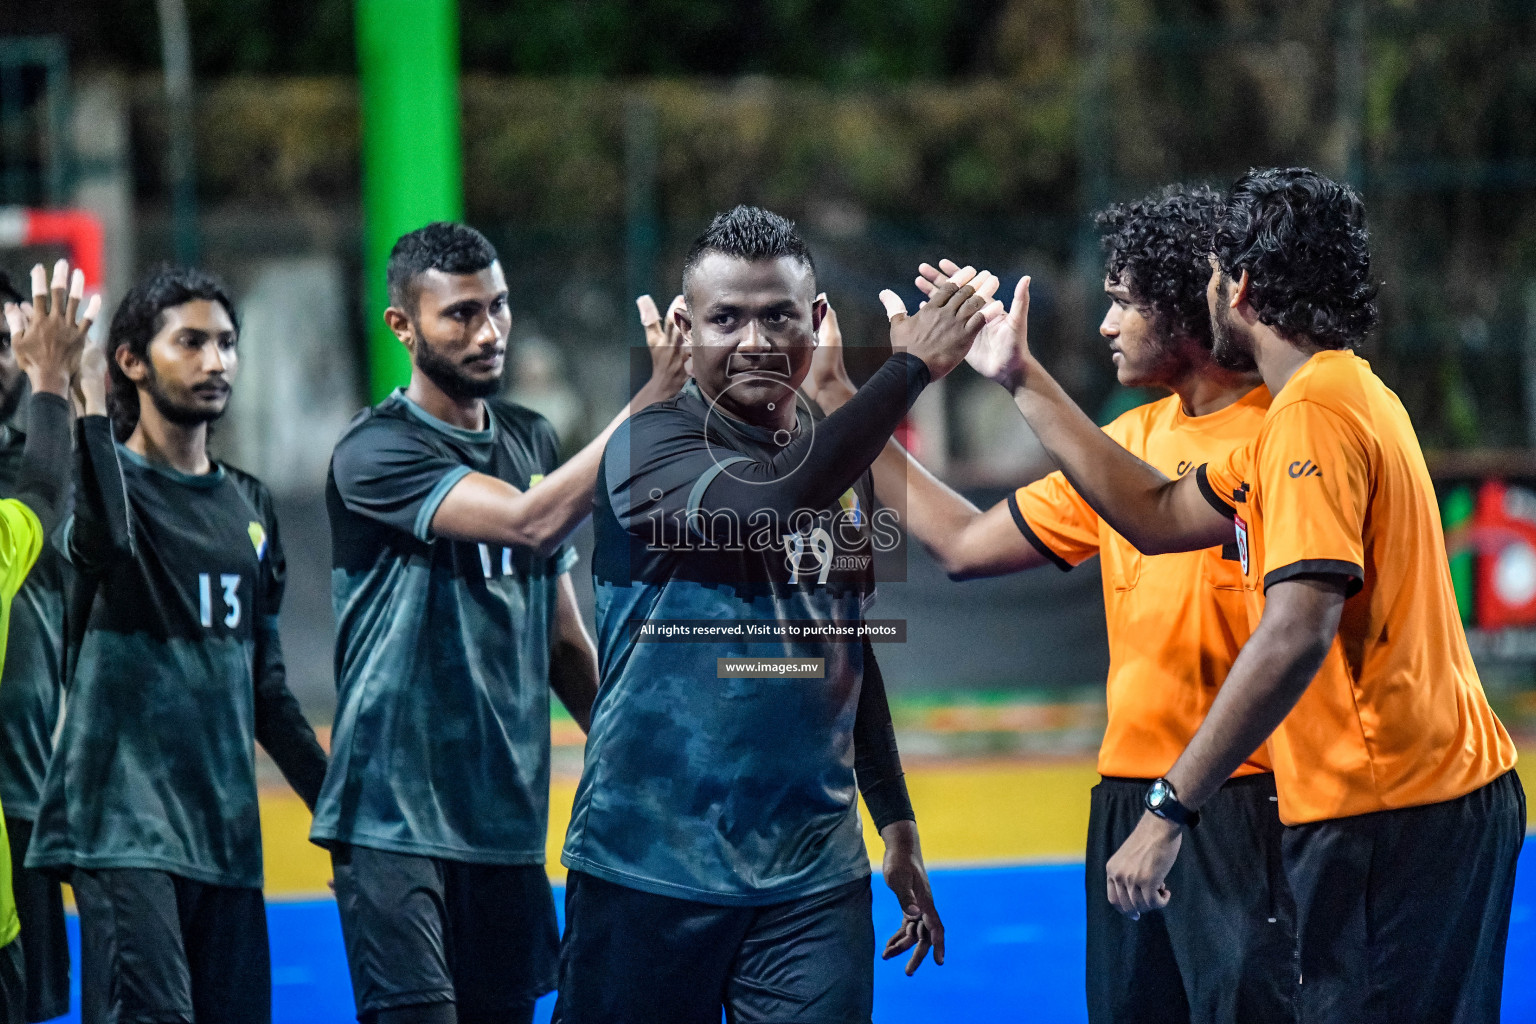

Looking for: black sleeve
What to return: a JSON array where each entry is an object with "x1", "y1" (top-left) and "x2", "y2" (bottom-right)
[
  {"x1": 609, "y1": 354, "x2": 929, "y2": 543},
  {"x1": 249, "y1": 491, "x2": 328, "y2": 809},
  {"x1": 853, "y1": 637, "x2": 914, "y2": 831},
  {"x1": 331, "y1": 420, "x2": 474, "y2": 542},
  {"x1": 64, "y1": 412, "x2": 133, "y2": 574},
  {"x1": 12, "y1": 393, "x2": 73, "y2": 540}
]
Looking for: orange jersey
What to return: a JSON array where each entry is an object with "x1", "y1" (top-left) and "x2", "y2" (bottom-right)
[
  {"x1": 1011, "y1": 387, "x2": 1272, "y2": 780},
  {"x1": 1201, "y1": 350, "x2": 1517, "y2": 825}
]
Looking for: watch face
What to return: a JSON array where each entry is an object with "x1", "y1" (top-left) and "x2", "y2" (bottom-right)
[{"x1": 1147, "y1": 780, "x2": 1170, "y2": 809}]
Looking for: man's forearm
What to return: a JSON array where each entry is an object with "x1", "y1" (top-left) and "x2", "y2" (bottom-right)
[
  {"x1": 1011, "y1": 359, "x2": 1204, "y2": 555},
  {"x1": 1164, "y1": 595, "x2": 1337, "y2": 809},
  {"x1": 549, "y1": 640, "x2": 598, "y2": 733},
  {"x1": 13, "y1": 393, "x2": 72, "y2": 538}
]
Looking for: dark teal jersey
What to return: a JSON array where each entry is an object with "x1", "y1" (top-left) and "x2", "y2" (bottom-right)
[
  {"x1": 28, "y1": 445, "x2": 326, "y2": 888},
  {"x1": 0, "y1": 423, "x2": 66, "y2": 820},
  {"x1": 562, "y1": 380, "x2": 883, "y2": 906},
  {"x1": 311, "y1": 391, "x2": 575, "y2": 864}
]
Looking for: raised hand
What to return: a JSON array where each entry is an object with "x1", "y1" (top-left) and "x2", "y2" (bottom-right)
[
  {"x1": 75, "y1": 320, "x2": 111, "y2": 417},
  {"x1": 633, "y1": 293, "x2": 689, "y2": 409},
  {"x1": 803, "y1": 293, "x2": 857, "y2": 414},
  {"x1": 2, "y1": 260, "x2": 101, "y2": 398},
  {"x1": 964, "y1": 275, "x2": 1031, "y2": 391},
  {"x1": 878, "y1": 269, "x2": 991, "y2": 381}
]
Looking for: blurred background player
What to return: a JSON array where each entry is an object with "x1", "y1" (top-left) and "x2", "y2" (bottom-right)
[
  {"x1": 0, "y1": 260, "x2": 101, "y2": 1023},
  {"x1": 973, "y1": 167, "x2": 1522, "y2": 1024},
  {"x1": 313, "y1": 222, "x2": 684, "y2": 1024},
  {"x1": 554, "y1": 206, "x2": 984, "y2": 1023},
  {"x1": 0, "y1": 271, "x2": 71, "y2": 1023},
  {"x1": 809, "y1": 185, "x2": 1294, "y2": 1024},
  {"x1": 27, "y1": 265, "x2": 330, "y2": 1024}
]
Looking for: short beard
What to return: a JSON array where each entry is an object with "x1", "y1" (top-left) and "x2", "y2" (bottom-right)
[
  {"x1": 415, "y1": 325, "x2": 501, "y2": 401},
  {"x1": 144, "y1": 366, "x2": 226, "y2": 427},
  {"x1": 1210, "y1": 279, "x2": 1259, "y2": 373}
]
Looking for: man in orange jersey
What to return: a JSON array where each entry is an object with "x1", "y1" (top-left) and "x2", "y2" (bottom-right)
[
  {"x1": 968, "y1": 167, "x2": 1522, "y2": 1024},
  {"x1": 807, "y1": 185, "x2": 1295, "y2": 1024}
]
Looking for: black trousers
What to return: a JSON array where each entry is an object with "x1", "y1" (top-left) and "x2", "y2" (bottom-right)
[
  {"x1": 72, "y1": 867, "x2": 270, "y2": 1024},
  {"x1": 1283, "y1": 769, "x2": 1525, "y2": 1024},
  {"x1": 1086, "y1": 774, "x2": 1297, "y2": 1024},
  {"x1": 4, "y1": 819, "x2": 68, "y2": 1023},
  {"x1": 553, "y1": 870, "x2": 875, "y2": 1024}
]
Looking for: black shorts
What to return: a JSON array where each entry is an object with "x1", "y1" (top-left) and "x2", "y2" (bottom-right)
[
  {"x1": 1086, "y1": 774, "x2": 1296, "y2": 1024},
  {"x1": 0, "y1": 938, "x2": 25, "y2": 1024},
  {"x1": 1282, "y1": 769, "x2": 1525, "y2": 1024},
  {"x1": 330, "y1": 844, "x2": 558, "y2": 1024},
  {"x1": 72, "y1": 867, "x2": 270, "y2": 1024},
  {"x1": 553, "y1": 870, "x2": 875, "y2": 1024},
  {"x1": 4, "y1": 819, "x2": 68, "y2": 1023}
]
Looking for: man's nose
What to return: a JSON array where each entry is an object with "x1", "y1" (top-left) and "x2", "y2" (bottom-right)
[
  {"x1": 1100, "y1": 309, "x2": 1119, "y2": 338},
  {"x1": 205, "y1": 343, "x2": 229, "y2": 373},
  {"x1": 739, "y1": 320, "x2": 770, "y2": 350}
]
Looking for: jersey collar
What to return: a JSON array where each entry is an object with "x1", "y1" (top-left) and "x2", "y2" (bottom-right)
[
  {"x1": 115, "y1": 443, "x2": 226, "y2": 488},
  {"x1": 392, "y1": 387, "x2": 497, "y2": 444}
]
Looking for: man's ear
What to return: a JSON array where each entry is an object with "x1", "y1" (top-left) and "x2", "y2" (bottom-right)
[
  {"x1": 1230, "y1": 270, "x2": 1261, "y2": 324},
  {"x1": 383, "y1": 307, "x2": 414, "y2": 352},
  {"x1": 811, "y1": 292, "x2": 829, "y2": 338},
  {"x1": 672, "y1": 303, "x2": 693, "y2": 344},
  {"x1": 115, "y1": 342, "x2": 148, "y2": 384}
]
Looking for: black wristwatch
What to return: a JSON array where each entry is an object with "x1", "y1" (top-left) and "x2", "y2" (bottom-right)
[{"x1": 1145, "y1": 778, "x2": 1200, "y2": 828}]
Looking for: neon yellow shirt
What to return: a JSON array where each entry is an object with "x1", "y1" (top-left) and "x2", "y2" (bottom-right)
[{"x1": 0, "y1": 497, "x2": 45, "y2": 947}]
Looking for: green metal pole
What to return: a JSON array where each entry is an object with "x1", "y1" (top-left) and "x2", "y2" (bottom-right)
[{"x1": 357, "y1": 0, "x2": 464, "y2": 402}]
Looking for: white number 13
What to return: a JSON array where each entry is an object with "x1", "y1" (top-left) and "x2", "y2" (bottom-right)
[{"x1": 198, "y1": 573, "x2": 242, "y2": 628}]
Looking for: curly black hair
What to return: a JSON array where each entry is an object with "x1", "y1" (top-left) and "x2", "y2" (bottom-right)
[
  {"x1": 107, "y1": 265, "x2": 239, "y2": 441},
  {"x1": 386, "y1": 221, "x2": 500, "y2": 314},
  {"x1": 682, "y1": 205, "x2": 815, "y2": 299},
  {"x1": 1096, "y1": 184, "x2": 1223, "y2": 350},
  {"x1": 1213, "y1": 167, "x2": 1378, "y2": 350}
]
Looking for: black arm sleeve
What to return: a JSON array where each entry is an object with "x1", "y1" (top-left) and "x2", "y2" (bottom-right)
[
  {"x1": 250, "y1": 500, "x2": 328, "y2": 810},
  {"x1": 699, "y1": 353, "x2": 929, "y2": 522},
  {"x1": 853, "y1": 637, "x2": 914, "y2": 831},
  {"x1": 12, "y1": 393, "x2": 73, "y2": 539},
  {"x1": 66, "y1": 414, "x2": 133, "y2": 574}
]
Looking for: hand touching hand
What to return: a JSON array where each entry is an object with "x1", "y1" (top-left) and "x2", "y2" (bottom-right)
[
  {"x1": 3, "y1": 260, "x2": 100, "y2": 399},
  {"x1": 878, "y1": 268, "x2": 991, "y2": 381}
]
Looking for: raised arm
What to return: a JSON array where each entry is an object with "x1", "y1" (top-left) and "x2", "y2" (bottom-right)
[
  {"x1": 957, "y1": 270, "x2": 1231, "y2": 555},
  {"x1": 66, "y1": 317, "x2": 133, "y2": 574},
  {"x1": 428, "y1": 295, "x2": 689, "y2": 553},
  {"x1": 6, "y1": 263, "x2": 101, "y2": 530},
  {"x1": 804, "y1": 302, "x2": 1047, "y2": 580}
]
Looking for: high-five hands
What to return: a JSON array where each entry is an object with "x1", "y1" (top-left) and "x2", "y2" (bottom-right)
[
  {"x1": 633, "y1": 293, "x2": 689, "y2": 409},
  {"x1": 914, "y1": 259, "x2": 1032, "y2": 391},
  {"x1": 878, "y1": 266, "x2": 996, "y2": 381},
  {"x1": 2, "y1": 259, "x2": 101, "y2": 399}
]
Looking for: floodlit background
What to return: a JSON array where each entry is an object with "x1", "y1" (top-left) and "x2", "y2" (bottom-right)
[{"x1": 2, "y1": 2, "x2": 1534, "y2": 1021}]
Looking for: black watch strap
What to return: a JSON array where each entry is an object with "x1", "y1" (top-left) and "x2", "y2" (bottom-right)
[{"x1": 1145, "y1": 778, "x2": 1201, "y2": 828}]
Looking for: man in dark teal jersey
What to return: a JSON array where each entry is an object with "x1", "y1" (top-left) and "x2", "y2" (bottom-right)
[
  {"x1": 0, "y1": 259, "x2": 108, "y2": 1023},
  {"x1": 556, "y1": 206, "x2": 991, "y2": 1023},
  {"x1": 0, "y1": 271, "x2": 71, "y2": 1023},
  {"x1": 28, "y1": 266, "x2": 329, "y2": 1024},
  {"x1": 313, "y1": 222, "x2": 685, "y2": 1024}
]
